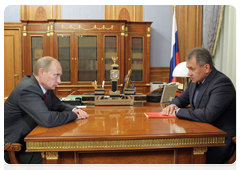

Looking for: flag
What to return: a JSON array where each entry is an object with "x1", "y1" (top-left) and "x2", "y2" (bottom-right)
[{"x1": 169, "y1": 9, "x2": 180, "y2": 82}]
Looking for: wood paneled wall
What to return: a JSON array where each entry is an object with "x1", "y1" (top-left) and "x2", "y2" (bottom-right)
[
  {"x1": 150, "y1": 67, "x2": 170, "y2": 83},
  {"x1": 4, "y1": 23, "x2": 23, "y2": 100},
  {"x1": 20, "y1": 5, "x2": 61, "y2": 20},
  {"x1": 105, "y1": 5, "x2": 144, "y2": 21},
  {"x1": 175, "y1": 5, "x2": 202, "y2": 62}
]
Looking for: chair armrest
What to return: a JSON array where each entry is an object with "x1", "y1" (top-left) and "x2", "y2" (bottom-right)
[
  {"x1": 225, "y1": 136, "x2": 238, "y2": 170},
  {"x1": 4, "y1": 142, "x2": 22, "y2": 164},
  {"x1": 4, "y1": 142, "x2": 22, "y2": 152}
]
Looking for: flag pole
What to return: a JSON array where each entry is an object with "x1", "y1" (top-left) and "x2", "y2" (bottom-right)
[{"x1": 169, "y1": 5, "x2": 180, "y2": 83}]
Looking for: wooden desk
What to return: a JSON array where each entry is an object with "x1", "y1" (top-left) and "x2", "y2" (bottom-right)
[{"x1": 25, "y1": 103, "x2": 226, "y2": 164}]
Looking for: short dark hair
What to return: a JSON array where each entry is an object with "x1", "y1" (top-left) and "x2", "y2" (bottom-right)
[{"x1": 187, "y1": 47, "x2": 213, "y2": 69}]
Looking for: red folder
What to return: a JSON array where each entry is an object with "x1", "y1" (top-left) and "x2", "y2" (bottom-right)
[{"x1": 144, "y1": 112, "x2": 176, "y2": 118}]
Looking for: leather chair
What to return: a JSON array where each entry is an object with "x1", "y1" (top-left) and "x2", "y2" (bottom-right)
[
  {"x1": 225, "y1": 136, "x2": 238, "y2": 170},
  {"x1": 4, "y1": 142, "x2": 22, "y2": 164}
]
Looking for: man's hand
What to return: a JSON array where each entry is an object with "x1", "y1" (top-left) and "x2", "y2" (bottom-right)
[
  {"x1": 161, "y1": 105, "x2": 178, "y2": 117},
  {"x1": 73, "y1": 109, "x2": 89, "y2": 119}
]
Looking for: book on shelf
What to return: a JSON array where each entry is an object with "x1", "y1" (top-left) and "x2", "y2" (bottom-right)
[{"x1": 144, "y1": 112, "x2": 176, "y2": 118}]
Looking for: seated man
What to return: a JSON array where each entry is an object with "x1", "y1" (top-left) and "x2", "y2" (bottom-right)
[
  {"x1": 4, "y1": 56, "x2": 89, "y2": 164},
  {"x1": 161, "y1": 47, "x2": 236, "y2": 164}
]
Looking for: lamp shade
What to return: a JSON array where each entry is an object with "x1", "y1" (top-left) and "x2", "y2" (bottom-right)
[{"x1": 172, "y1": 62, "x2": 189, "y2": 77}]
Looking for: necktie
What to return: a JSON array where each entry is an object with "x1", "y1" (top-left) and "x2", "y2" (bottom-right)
[
  {"x1": 44, "y1": 92, "x2": 48, "y2": 104},
  {"x1": 193, "y1": 82, "x2": 201, "y2": 107}
]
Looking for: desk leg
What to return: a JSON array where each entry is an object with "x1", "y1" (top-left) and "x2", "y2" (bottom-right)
[
  {"x1": 41, "y1": 152, "x2": 59, "y2": 164},
  {"x1": 41, "y1": 152, "x2": 46, "y2": 164},
  {"x1": 191, "y1": 147, "x2": 208, "y2": 164}
]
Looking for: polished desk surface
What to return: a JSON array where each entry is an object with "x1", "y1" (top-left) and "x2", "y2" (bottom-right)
[{"x1": 25, "y1": 103, "x2": 226, "y2": 151}]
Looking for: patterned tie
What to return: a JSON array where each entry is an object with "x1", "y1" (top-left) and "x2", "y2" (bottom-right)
[
  {"x1": 193, "y1": 82, "x2": 202, "y2": 107},
  {"x1": 44, "y1": 92, "x2": 48, "y2": 104}
]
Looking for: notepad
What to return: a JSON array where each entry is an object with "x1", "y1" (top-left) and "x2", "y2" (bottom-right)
[{"x1": 144, "y1": 112, "x2": 176, "y2": 118}]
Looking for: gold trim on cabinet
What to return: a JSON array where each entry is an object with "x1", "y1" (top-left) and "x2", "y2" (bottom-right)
[
  {"x1": 45, "y1": 152, "x2": 58, "y2": 160},
  {"x1": 26, "y1": 137, "x2": 225, "y2": 151},
  {"x1": 147, "y1": 27, "x2": 151, "y2": 32},
  {"x1": 41, "y1": 152, "x2": 45, "y2": 158},
  {"x1": 61, "y1": 25, "x2": 114, "y2": 31},
  {"x1": 193, "y1": 147, "x2": 208, "y2": 155}
]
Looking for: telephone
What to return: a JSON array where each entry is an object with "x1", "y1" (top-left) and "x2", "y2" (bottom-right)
[
  {"x1": 147, "y1": 82, "x2": 183, "y2": 103},
  {"x1": 168, "y1": 82, "x2": 183, "y2": 90}
]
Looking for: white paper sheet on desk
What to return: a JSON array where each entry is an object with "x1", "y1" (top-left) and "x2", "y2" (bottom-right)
[{"x1": 76, "y1": 106, "x2": 87, "y2": 108}]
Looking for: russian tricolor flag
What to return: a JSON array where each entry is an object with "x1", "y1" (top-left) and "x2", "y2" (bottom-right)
[{"x1": 169, "y1": 9, "x2": 180, "y2": 82}]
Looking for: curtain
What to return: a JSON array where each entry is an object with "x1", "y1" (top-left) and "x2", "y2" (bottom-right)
[
  {"x1": 214, "y1": 5, "x2": 236, "y2": 88},
  {"x1": 202, "y1": 5, "x2": 224, "y2": 56}
]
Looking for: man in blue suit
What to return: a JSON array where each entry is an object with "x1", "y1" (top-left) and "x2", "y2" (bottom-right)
[
  {"x1": 162, "y1": 47, "x2": 236, "y2": 164},
  {"x1": 4, "y1": 56, "x2": 89, "y2": 164}
]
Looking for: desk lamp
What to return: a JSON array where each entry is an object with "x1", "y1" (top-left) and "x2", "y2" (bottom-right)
[{"x1": 172, "y1": 61, "x2": 189, "y2": 90}]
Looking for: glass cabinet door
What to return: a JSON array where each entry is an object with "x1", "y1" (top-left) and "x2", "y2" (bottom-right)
[
  {"x1": 31, "y1": 36, "x2": 43, "y2": 71},
  {"x1": 105, "y1": 36, "x2": 117, "y2": 81},
  {"x1": 131, "y1": 37, "x2": 143, "y2": 81},
  {"x1": 57, "y1": 35, "x2": 71, "y2": 82},
  {"x1": 78, "y1": 35, "x2": 97, "y2": 82}
]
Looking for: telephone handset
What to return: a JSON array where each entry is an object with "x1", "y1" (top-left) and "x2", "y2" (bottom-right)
[{"x1": 168, "y1": 82, "x2": 183, "y2": 90}]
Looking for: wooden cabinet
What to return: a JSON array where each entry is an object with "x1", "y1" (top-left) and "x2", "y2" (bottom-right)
[
  {"x1": 21, "y1": 20, "x2": 152, "y2": 96},
  {"x1": 125, "y1": 22, "x2": 151, "y2": 93}
]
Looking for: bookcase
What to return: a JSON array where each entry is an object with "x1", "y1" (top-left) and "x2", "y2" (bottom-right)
[{"x1": 21, "y1": 20, "x2": 152, "y2": 96}]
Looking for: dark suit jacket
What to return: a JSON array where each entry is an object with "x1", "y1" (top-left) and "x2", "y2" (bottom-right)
[
  {"x1": 171, "y1": 67, "x2": 236, "y2": 163},
  {"x1": 4, "y1": 75, "x2": 78, "y2": 144}
]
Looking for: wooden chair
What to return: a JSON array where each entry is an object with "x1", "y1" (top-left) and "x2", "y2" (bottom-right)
[
  {"x1": 4, "y1": 142, "x2": 22, "y2": 164},
  {"x1": 225, "y1": 136, "x2": 238, "y2": 170}
]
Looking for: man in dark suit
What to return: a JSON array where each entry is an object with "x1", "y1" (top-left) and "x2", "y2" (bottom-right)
[
  {"x1": 162, "y1": 47, "x2": 236, "y2": 164},
  {"x1": 4, "y1": 56, "x2": 89, "y2": 164}
]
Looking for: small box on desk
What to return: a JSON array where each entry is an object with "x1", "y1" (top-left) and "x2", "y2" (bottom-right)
[
  {"x1": 94, "y1": 89, "x2": 105, "y2": 95},
  {"x1": 61, "y1": 100, "x2": 82, "y2": 106},
  {"x1": 61, "y1": 95, "x2": 82, "y2": 105},
  {"x1": 124, "y1": 88, "x2": 135, "y2": 95}
]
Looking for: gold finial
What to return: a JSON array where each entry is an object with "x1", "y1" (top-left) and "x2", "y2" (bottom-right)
[
  {"x1": 111, "y1": 56, "x2": 118, "y2": 65},
  {"x1": 92, "y1": 80, "x2": 98, "y2": 89}
]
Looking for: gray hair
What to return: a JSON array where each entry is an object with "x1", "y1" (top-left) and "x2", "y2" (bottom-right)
[
  {"x1": 187, "y1": 47, "x2": 213, "y2": 69},
  {"x1": 33, "y1": 56, "x2": 59, "y2": 76}
]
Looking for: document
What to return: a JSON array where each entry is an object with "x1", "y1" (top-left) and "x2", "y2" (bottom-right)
[
  {"x1": 144, "y1": 112, "x2": 176, "y2": 118},
  {"x1": 76, "y1": 106, "x2": 87, "y2": 108}
]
